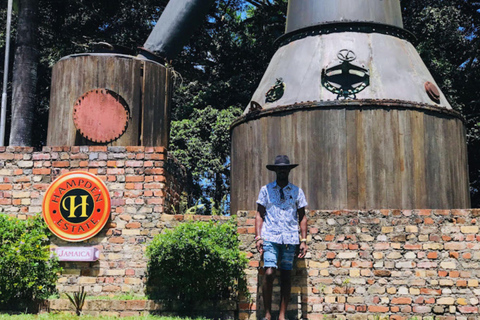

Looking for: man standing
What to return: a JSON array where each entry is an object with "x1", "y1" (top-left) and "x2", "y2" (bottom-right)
[{"x1": 255, "y1": 155, "x2": 308, "y2": 320}]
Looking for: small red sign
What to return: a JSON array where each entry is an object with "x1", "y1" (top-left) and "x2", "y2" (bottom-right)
[{"x1": 43, "y1": 171, "x2": 111, "y2": 242}]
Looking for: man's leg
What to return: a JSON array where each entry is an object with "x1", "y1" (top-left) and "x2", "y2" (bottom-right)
[
  {"x1": 278, "y1": 269, "x2": 292, "y2": 320},
  {"x1": 263, "y1": 267, "x2": 275, "y2": 320}
]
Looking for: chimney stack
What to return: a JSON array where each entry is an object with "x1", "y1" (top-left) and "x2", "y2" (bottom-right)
[{"x1": 231, "y1": 0, "x2": 470, "y2": 213}]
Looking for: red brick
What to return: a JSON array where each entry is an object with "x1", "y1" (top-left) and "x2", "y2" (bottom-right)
[
  {"x1": 463, "y1": 252, "x2": 472, "y2": 259},
  {"x1": 458, "y1": 306, "x2": 478, "y2": 313},
  {"x1": 32, "y1": 168, "x2": 51, "y2": 175},
  {"x1": 452, "y1": 209, "x2": 469, "y2": 216},
  {"x1": 125, "y1": 161, "x2": 143, "y2": 167},
  {"x1": 109, "y1": 237, "x2": 125, "y2": 244},
  {"x1": 52, "y1": 161, "x2": 69, "y2": 167},
  {"x1": 449, "y1": 271, "x2": 460, "y2": 278},
  {"x1": 418, "y1": 209, "x2": 431, "y2": 216},
  {"x1": 107, "y1": 161, "x2": 117, "y2": 167},
  {"x1": 457, "y1": 279, "x2": 467, "y2": 287},
  {"x1": 352, "y1": 261, "x2": 372, "y2": 268},
  {"x1": 424, "y1": 217, "x2": 434, "y2": 224},
  {"x1": 153, "y1": 146, "x2": 166, "y2": 153},
  {"x1": 153, "y1": 175, "x2": 166, "y2": 182},
  {"x1": 0, "y1": 184, "x2": 12, "y2": 190},
  {"x1": 427, "y1": 252, "x2": 438, "y2": 259},
  {"x1": 145, "y1": 153, "x2": 165, "y2": 160},
  {"x1": 145, "y1": 168, "x2": 164, "y2": 175},
  {"x1": 146, "y1": 198, "x2": 164, "y2": 205},
  {"x1": 404, "y1": 244, "x2": 422, "y2": 250},
  {"x1": 345, "y1": 304, "x2": 355, "y2": 312},
  {"x1": 414, "y1": 297, "x2": 424, "y2": 304},
  {"x1": 356, "y1": 305, "x2": 367, "y2": 312},
  {"x1": 324, "y1": 234, "x2": 335, "y2": 241},
  {"x1": 326, "y1": 252, "x2": 336, "y2": 259},
  {"x1": 249, "y1": 261, "x2": 259, "y2": 268},
  {"x1": 145, "y1": 183, "x2": 163, "y2": 189},
  {"x1": 438, "y1": 270, "x2": 448, "y2": 277},
  {"x1": 368, "y1": 305, "x2": 389, "y2": 313},
  {"x1": 143, "y1": 161, "x2": 154, "y2": 167},
  {"x1": 126, "y1": 222, "x2": 141, "y2": 229},
  {"x1": 450, "y1": 251, "x2": 459, "y2": 259},
  {"x1": 401, "y1": 306, "x2": 412, "y2": 313},
  {"x1": 391, "y1": 297, "x2": 411, "y2": 304},
  {"x1": 237, "y1": 227, "x2": 247, "y2": 234},
  {"x1": 0, "y1": 153, "x2": 14, "y2": 160}
]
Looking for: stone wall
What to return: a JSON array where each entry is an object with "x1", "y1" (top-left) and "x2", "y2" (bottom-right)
[
  {"x1": 0, "y1": 146, "x2": 189, "y2": 295},
  {"x1": 237, "y1": 209, "x2": 480, "y2": 320},
  {"x1": 4, "y1": 145, "x2": 480, "y2": 319}
]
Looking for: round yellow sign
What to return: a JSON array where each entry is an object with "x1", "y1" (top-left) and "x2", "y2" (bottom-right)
[{"x1": 42, "y1": 171, "x2": 111, "y2": 242}]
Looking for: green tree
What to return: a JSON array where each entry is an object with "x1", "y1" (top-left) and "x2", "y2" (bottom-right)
[
  {"x1": 170, "y1": 106, "x2": 242, "y2": 213},
  {"x1": 9, "y1": 0, "x2": 39, "y2": 146},
  {"x1": 168, "y1": 0, "x2": 287, "y2": 212},
  {"x1": 401, "y1": 0, "x2": 480, "y2": 205}
]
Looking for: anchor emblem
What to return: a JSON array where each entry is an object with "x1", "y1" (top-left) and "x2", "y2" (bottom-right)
[{"x1": 322, "y1": 49, "x2": 370, "y2": 100}]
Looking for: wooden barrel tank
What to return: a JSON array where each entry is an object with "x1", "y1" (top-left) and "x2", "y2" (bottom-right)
[
  {"x1": 47, "y1": 54, "x2": 172, "y2": 147},
  {"x1": 230, "y1": 103, "x2": 470, "y2": 212}
]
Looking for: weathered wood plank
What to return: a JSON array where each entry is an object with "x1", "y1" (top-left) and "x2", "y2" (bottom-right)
[
  {"x1": 48, "y1": 55, "x2": 171, "y2": 147},
  {"x1": 230, "y1": 107, "x2": 469, "y2": 211},
  {"x1": 346, "y1": 108, "x2": 358, "y2": 208},
  {"x1": 410, "y1": 111, "x2": 427, "y2": 207},
  {"x1": 398, "y1": 109, "x2": 414, "y2": 208}
]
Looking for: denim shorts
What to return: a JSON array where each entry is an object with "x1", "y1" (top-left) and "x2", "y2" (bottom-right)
[{"x1": 263, "y1": 241, "x2": 296, "y2": 270}]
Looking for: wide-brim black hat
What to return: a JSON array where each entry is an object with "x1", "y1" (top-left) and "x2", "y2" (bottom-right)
[{"x1": 266, "y1": 155, "x2": 299, "y2": 171}]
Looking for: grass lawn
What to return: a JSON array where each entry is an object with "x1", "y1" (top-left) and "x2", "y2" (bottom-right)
[{"x1": 0, "y1": 315, "x2": 206, "y2": 320}]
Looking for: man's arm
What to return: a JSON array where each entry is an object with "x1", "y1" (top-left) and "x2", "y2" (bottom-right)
[
  {"x1": 255, "y1": 204, "x2": 266, "y2": 254},
  {"x1": 298, "y1": 207, "x2": 308, "y2": 258}
]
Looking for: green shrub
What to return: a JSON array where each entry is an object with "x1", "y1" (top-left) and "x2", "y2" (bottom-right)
[
  {"x1": 0, "y1": 214, "x2": 61, "y2": 305},
  {"x1": 146, "y1": 218, "x2": 247, "y2": 304}
]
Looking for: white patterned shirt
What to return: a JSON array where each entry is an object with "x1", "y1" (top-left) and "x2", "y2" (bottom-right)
[{"x1": 256, "y1": 181, "x2": 308, "y2": 245}]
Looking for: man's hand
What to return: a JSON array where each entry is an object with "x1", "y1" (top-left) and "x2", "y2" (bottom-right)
[
  {"x1": 256, "y1": 239, "x2": 264, "y2": 254},
  {"x1": 298, "y1": 241, "x2": 308, "y2": 258}
]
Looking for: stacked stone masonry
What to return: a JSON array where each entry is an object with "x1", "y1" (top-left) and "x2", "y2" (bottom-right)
[
  {"x1": 238, "y1": 209, "x2": 480, "y2": 320},
  {"x1": 3, "y1": 146, "x2": 480, "y2": 319},
  {"x1": 0, "y1": 145, "x2": 191, "y2": 295}
]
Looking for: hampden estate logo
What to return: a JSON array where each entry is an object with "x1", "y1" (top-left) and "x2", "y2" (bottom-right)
[{"x1": 43, "y1": 171, "x2": 111, "y2": 242}]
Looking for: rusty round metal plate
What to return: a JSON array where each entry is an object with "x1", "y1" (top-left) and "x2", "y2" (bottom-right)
[
  {"x1": 425, "y1": 81, "x2": 440, "y2": 104},
  {"x1": 73, "y1": 89, "x2": 130, "y2": 143}
]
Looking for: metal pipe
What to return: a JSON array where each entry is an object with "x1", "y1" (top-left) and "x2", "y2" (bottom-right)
[
  {"x1": 142, "y1": 0, "x2": 215, "y2": 60},
  {"x1": 0, "y1": 0, "x2": 13, "y2": 146}
]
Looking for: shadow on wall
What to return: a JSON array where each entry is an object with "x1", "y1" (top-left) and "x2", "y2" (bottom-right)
[{"x1": 256, "y1": 255, "x2": 309, "y2": 319}]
